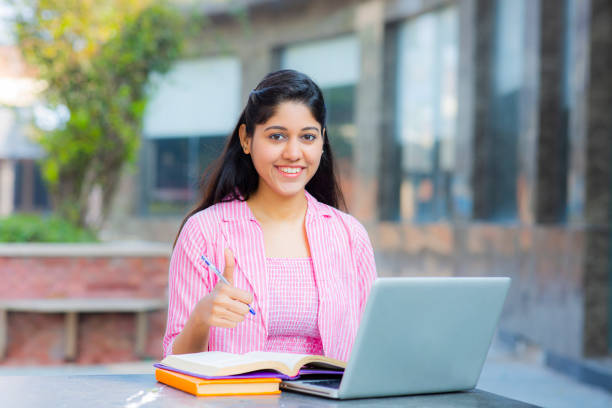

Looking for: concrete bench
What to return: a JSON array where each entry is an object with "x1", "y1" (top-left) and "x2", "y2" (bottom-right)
[{"x1": 0, "y1": 298, "x2": 167, "y2": 361}]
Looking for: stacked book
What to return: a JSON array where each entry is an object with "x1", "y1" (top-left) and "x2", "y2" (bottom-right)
[{"x1": 155, "y1": 351, "x2": 345, "y2": 396}]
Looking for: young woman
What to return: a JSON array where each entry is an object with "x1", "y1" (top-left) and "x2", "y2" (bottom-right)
[{"x1": 163, "y1": 69, "x2": 377, "y2": 362}]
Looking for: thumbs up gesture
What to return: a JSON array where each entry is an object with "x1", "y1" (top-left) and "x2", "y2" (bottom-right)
[
  {"x1": 195, "y1": 248, "x2": 254, "y2": 329},
  {"x1": 221, "y1": 248, "x2": 235, "y2": 285}
]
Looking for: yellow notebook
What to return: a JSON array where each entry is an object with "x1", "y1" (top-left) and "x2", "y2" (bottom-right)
[
  {"x1": 159, "y1": 351, "x2": 346, "y2": 378},
  {"x1": 155, "y1": 368, "x2": 281, "y2": 396}
]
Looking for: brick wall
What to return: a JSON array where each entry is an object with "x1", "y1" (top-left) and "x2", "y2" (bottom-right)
[{"x1": 0, "y1": 243, "x2": 170, "y2": 365}]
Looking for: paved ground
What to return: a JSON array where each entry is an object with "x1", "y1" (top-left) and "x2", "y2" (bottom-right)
[
  {"x1": 0, "y1": 340, "x2": 610, "y2": 407},
  {"x1": 478, "y1": 342, "x2": 612, "y2": 408}
]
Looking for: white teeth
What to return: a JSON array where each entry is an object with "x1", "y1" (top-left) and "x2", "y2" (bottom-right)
[{"x1": 279, "y1": 167, "x2": 301, "y2": 174}]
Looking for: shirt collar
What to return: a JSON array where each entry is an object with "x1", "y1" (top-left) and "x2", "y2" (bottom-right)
[
  {"x1": 305, "y1": 190, "x2": 333, "y2": 219},
  {"x1": 220, "y1": 190, "x2": 333, "y2": 222}
]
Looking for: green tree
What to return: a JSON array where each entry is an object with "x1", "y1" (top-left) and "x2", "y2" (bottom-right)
[{"x1": 14, "y1": 0, "x2": 189, "y2": 228}]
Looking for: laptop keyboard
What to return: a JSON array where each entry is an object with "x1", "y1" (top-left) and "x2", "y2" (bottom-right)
[{"x1": 303, "y1": 379, "x2": 342, "y2": 389}]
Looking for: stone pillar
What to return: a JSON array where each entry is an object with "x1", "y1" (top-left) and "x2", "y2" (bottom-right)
[
  {"x1": 0, "y1": 159, "x2": 15, "y2": 216},
  {"x1": 453, "y1": 0, "x2": 476, "y2": 222},
  {"x1": 535, "y1": 0, "x2": 567, "y2": 223},
  {"x1": 517, "y1": 0, "x2": 539, "y2": 225},
  {"x1": 583, "y1": 0, "x2": 612, "y2": 356},
  {"x1": 352, "y1": 0, "x2": 384, "y2": 223},
  {"x1": 566, "y1": 0, "x2": 612, "y2": 356},
  {"x1": 137, "y1": 138, "x2": 154, "y2": 216},
  {"x1": 239, "y1": 44, "x2": 272, "y2": 105},
  {"x1": 378, "y1": 18, "x2": 400, "y2": 222},
  {"x1": 471, "y1": 0, "x2": 495, "y2": 220}
]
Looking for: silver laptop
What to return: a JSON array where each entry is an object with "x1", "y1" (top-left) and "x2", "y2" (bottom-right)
[{"x1": 280, "y1": 277, "x2": 511, "y2": 399}]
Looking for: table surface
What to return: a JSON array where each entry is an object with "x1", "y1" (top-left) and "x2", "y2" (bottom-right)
[{"x1": 0, "y1": 374, "x2": 540, "y2": 407}]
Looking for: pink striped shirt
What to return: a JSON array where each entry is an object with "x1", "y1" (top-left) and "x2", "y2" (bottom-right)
[
  {"x1": 163, "y1": 190, "x2": 377, "y2": 361},
  {"x1": 264, "y1": 257, "x2": 323, "y2": 354}
]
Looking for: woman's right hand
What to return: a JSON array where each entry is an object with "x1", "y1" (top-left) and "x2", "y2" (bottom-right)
[{"x1": 193, "y1": 248, "x2": 254, "y2": 330}]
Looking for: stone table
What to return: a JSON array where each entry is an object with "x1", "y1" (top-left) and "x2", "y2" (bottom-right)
[{"x1": 0, "y1": 374, "x2": 541, "y2": 407}]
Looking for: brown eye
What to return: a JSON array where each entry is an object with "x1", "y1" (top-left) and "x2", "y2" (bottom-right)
[{"x1": 269, "y1": 133, "x2": 285, "y2": 141}]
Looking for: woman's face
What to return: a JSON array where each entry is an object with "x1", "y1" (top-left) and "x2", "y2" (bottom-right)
[{"x1": 239, "y1": 101, "x2": 324, "y2": 200}]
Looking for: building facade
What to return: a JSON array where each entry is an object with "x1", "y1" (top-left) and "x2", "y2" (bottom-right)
[{"x1": 4, "y1": 0, "x2": 610, "y2": 382}]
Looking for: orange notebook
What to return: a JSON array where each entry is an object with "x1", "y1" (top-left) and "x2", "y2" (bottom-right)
[{"x1": 155, "y1": 368, "x2": 281, "y2": 396}]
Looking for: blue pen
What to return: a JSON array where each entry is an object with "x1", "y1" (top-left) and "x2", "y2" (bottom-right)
[{"x1": 201, "y1": 255, "x2": 256, "y2": 315}]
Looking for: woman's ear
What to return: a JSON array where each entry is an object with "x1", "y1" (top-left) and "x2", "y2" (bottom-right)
[{"x1": 238, "y1": 124, "x2": 250, "y2": 155}]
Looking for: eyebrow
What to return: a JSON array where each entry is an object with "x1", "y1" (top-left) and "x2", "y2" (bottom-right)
[{"x1": 264, "y1": 125, "x2": 320, "y2": 133}]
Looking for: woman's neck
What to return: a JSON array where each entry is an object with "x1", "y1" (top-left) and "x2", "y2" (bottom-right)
[{"x1": 247, "y1": 187, "x2": 308, "y2": 223}]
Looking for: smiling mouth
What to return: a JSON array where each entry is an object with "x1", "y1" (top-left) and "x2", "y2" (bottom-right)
[{"x1": 276, "y1": 166, "x2": 304, "y2": 176}]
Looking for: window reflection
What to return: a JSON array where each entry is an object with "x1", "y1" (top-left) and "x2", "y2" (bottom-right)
[
  {"x1": 480, "y1": 0, "x2": 525, "y2": 221},
  {"x1": 395, "y1": 6, "x2": 458, "y2": 222}
]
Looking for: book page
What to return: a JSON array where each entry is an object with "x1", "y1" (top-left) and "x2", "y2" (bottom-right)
[
  {"x1": 243, "y1": 351, "x2": 311, "y2": 370},
  {"x1": 172, "y1": 351, "x2": 254, "y2": 369},
  {"x1": 243, "y1": 352, "x2": 344, "y2": 370}
]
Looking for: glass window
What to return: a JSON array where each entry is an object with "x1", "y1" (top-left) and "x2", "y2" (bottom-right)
[
  {"x1": 1, "y1": 106, "x2": 49, "y2": 212},
  {"x1": 479, "y1": 0, "x2": 525, "y2": 221},
  {"x1": 143, "y1": 57, "x2": 241, "y2": 138},
  {"x1": 279, "y1": 35, "x2": 359, "y2": 207},
  {"x1": 393, "y1": 6, "x2": 458, "y2": 222},
  {"x1": 141, "y1": 57, "x2": 241, "y2": 215},
  {"x1": 13, "y1": 160, "x2": 49, "y2": 211},
  {"x1": 146, "y1": 135, "x2": 225, "y2": 214}
]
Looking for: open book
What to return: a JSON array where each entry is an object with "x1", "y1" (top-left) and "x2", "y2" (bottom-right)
[{"x1": 159, "y1": 351, "x2": 346, "y2": 378}]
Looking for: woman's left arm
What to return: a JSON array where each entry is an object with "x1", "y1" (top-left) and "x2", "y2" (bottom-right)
[{"x1": 352, "y1": 221, "x2": 378, "y2": 315}]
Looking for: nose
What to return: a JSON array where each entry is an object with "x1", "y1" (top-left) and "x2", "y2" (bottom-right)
[{"x1": 282, "y1": 137, "x2": 301, "y2": 161}]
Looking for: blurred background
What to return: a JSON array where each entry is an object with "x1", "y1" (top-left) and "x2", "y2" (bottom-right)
[{"x1": 0, "y1": 0, "x2": 611, "y2": 403}]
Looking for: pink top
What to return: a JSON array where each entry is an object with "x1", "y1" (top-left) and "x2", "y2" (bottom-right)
[
  {"x1": 163, "y1": 190, "x2": 377, "y2": 361},
  {"x1": 264, "y1": 257, "x2": 323, "y2": 355}
]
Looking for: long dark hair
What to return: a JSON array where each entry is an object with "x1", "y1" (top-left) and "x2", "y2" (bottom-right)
[{"x1": 173, "y1": 69, "x2": 346, "y2": 246}]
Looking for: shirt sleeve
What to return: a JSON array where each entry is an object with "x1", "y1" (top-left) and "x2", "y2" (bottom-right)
[
  {"x1": 351, "y1": 220, "x2": 378, "y2": 316},
  {"x1": 162, "y1": 215, "x2": 215, "y2": 357}
]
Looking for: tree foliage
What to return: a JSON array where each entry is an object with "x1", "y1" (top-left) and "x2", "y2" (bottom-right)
[{"x1": 14, "y1": 0, "x2": 189, "y2": 228}]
